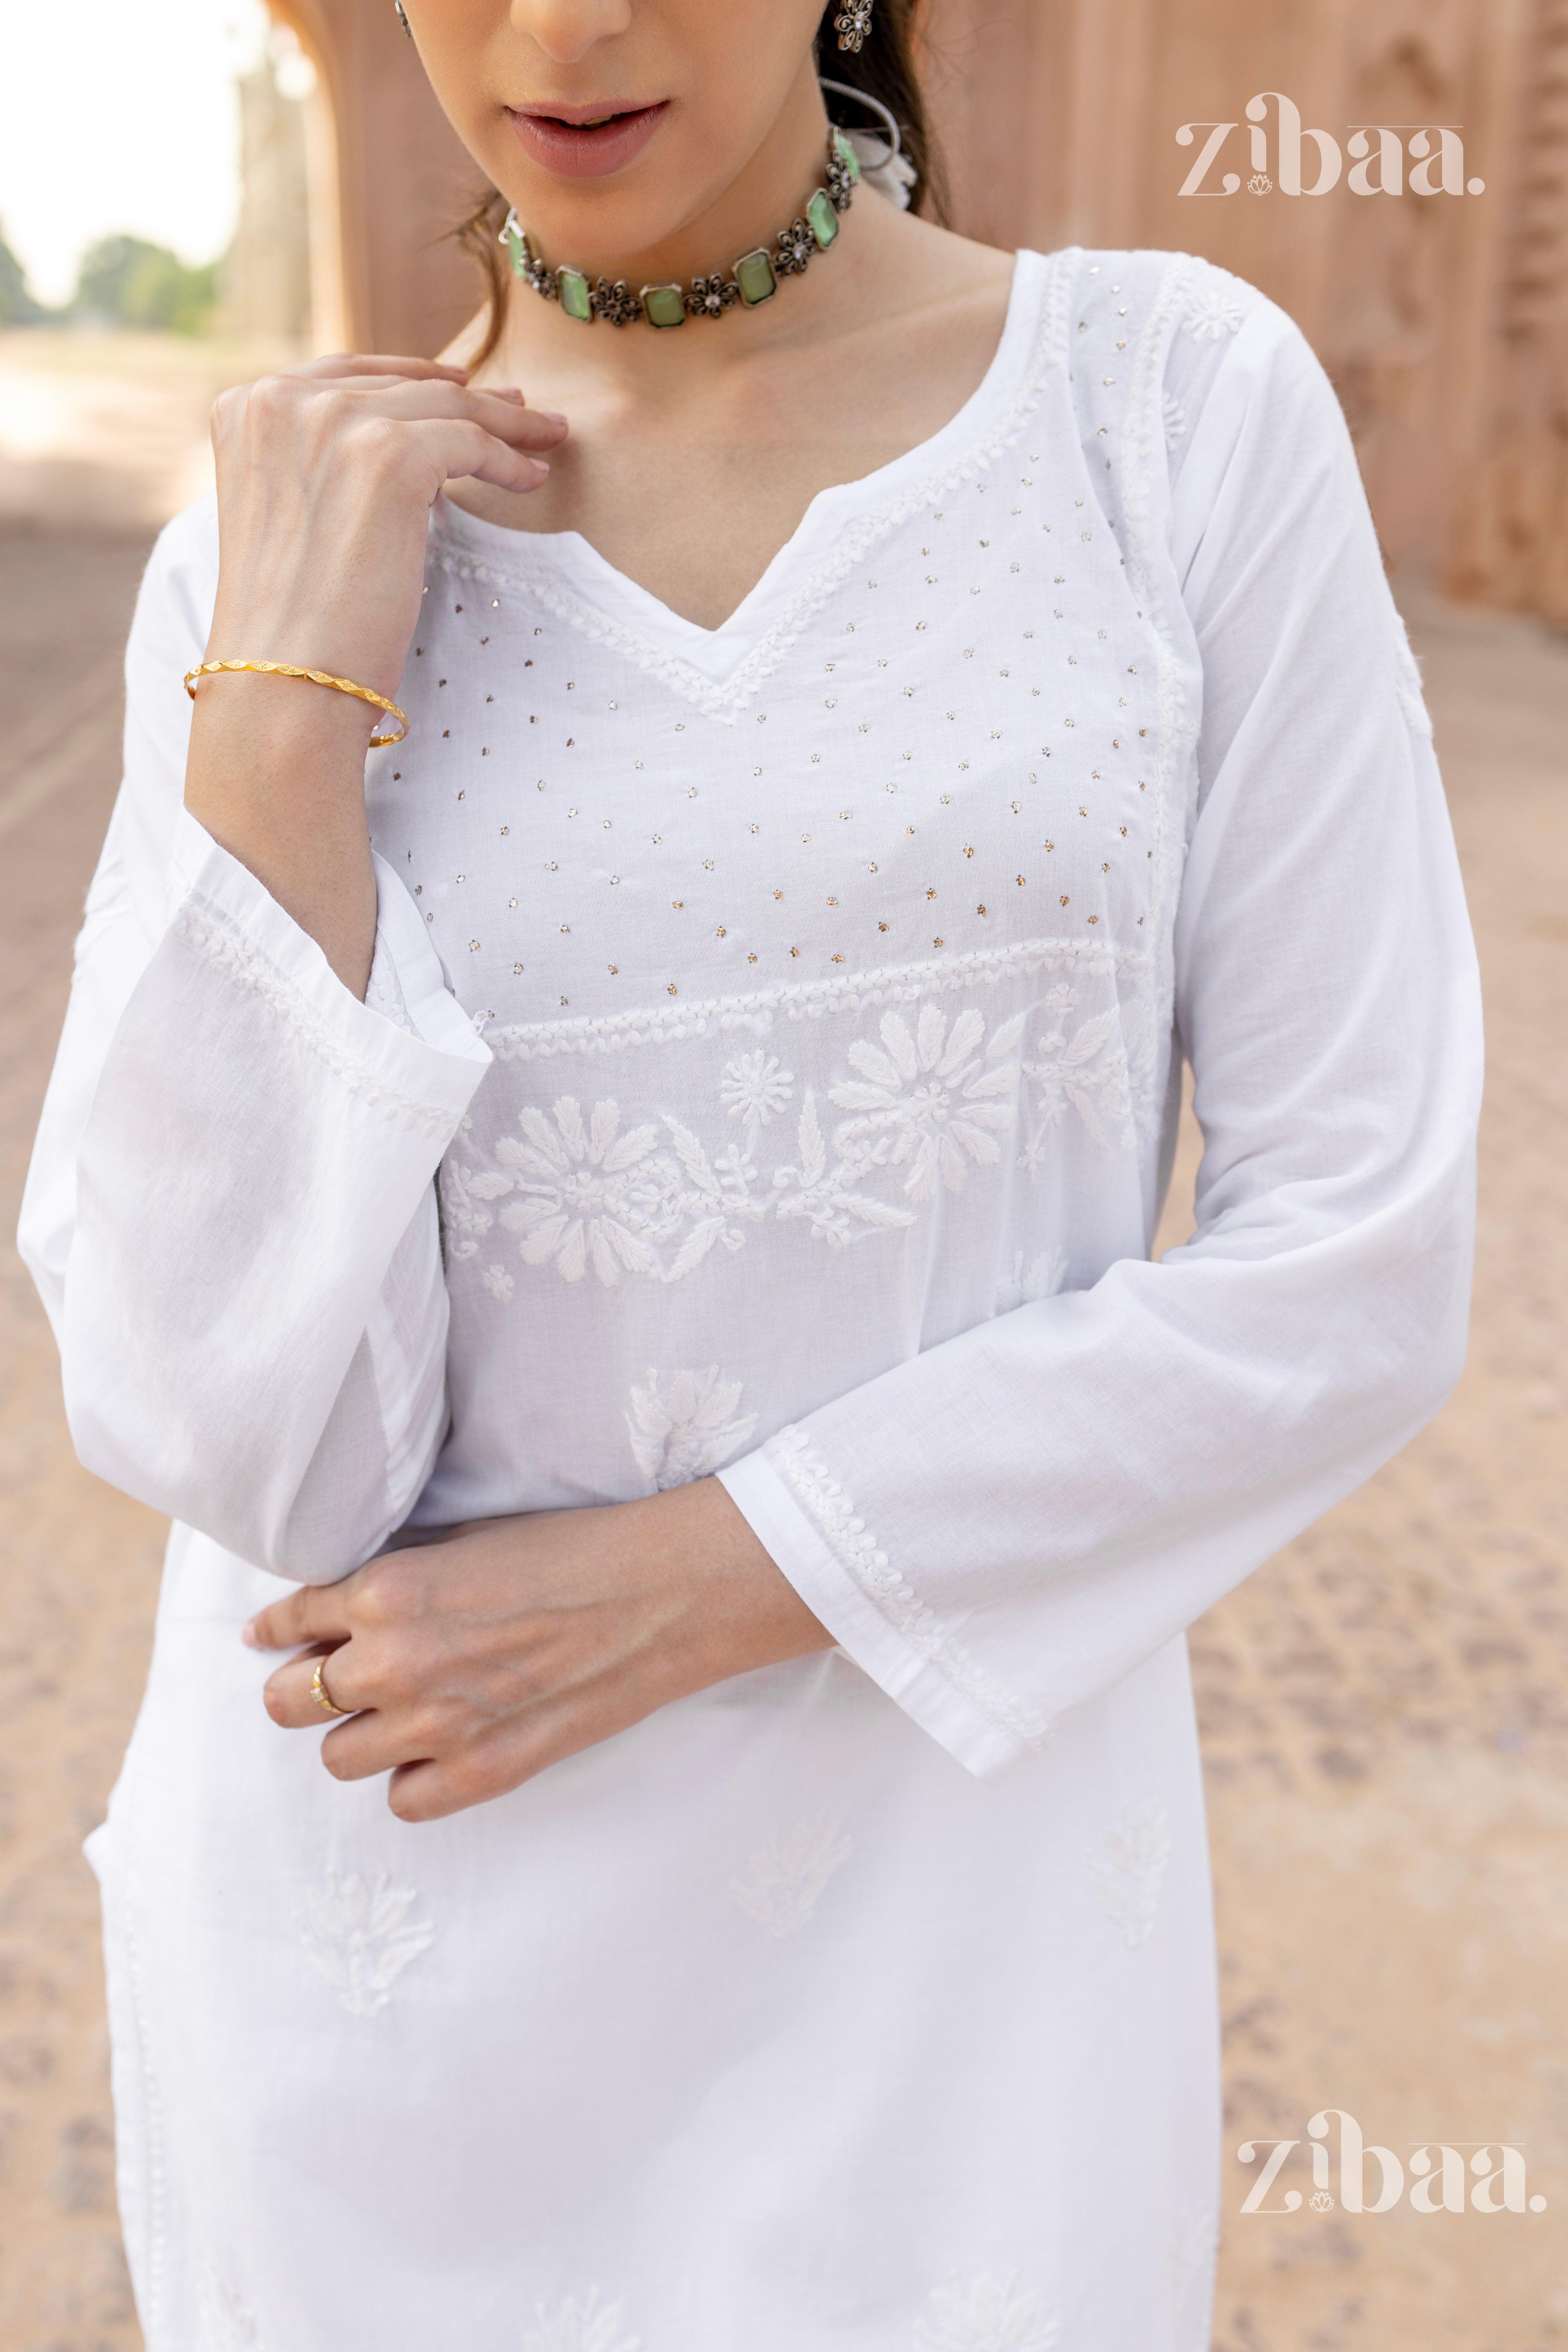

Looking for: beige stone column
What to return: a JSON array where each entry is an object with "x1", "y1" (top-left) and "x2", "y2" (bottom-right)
[{"x1": 270, "y1": 0, "x2": 481, "y2": 356}]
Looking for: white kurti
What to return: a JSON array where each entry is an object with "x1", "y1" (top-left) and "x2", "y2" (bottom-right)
[{"x1": 21, "y1": 247, "x2": 1480, "y2": 2352}]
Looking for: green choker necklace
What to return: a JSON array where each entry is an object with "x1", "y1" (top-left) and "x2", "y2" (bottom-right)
[{"x1": 499, "y1": 127, "x2": 860, "y2": 329}]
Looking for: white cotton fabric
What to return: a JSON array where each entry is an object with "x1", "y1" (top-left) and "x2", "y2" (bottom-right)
[{"x1": 20, "y1": 247, "x2": 1479, "y2": 2352}]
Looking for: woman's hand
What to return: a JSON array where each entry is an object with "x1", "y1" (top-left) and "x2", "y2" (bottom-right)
[
  {"x1": 186, "y1": 354, "x2": 568, "y2": 995},
  {"x1": 203, "y1": 352, "x2": 564, "y2": 709},
  {"x1": 245, "y1": 1479, "x2": 833, "y2": 1821}
]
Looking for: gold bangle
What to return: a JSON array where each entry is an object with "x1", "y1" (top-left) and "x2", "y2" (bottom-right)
[{"x1": 183, "y1": 659, "x2": 409, "y2": 748}]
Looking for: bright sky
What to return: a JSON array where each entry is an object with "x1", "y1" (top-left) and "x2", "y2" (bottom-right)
[{"x1": 0, "y1": 0, "x2": 288, "y2": 307}]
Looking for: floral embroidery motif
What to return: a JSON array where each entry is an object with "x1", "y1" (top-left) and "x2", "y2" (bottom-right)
[
  {"x1": 658, "y1": 1115, "x2": 772, "y2": 1277},
  {"x1": 448, "y1": 987, "x2": 1132, "y2": 1291},
  {"x1": 441, "y1": 1131, "x2": 509, "y2": 1264},
  {"x1": 1020, "y1": 983, "x2": 1136, "y2": 1160},
  {"x1": 298, "y1": 1869, "x2": 436, "y2": 2018},
  {"x1": 829, "y1": 1005, "x2": 1024, "y2": 1202},
  {"x1": 447, "y1": 1096, "x2": 766, "y2": 1288},
  {"x1": 1185, "y1": 271, "x2": 1248, "y2": 341},
  {"x1": 521, "y1": 2290, "x2": 640, "y2": 2352},
  {"x1": 914, "y1": 2272, "x2": 1058, "y2": 2351},
  {"x1": 627, "y1": 1366, "x2": 757, "y2": 1488},
  {"x1": 199, "y1": 2269, "x2": 263, "y2": 2349},
  {"x1": 729, "y1": 1815, "x2": 853, "y2": 1937},
  {"x1": 1089, "y1": 1803, "x2": 1172, "y2": 1949},
  {"x1": 994, "y1": 1249, "x2": 1068, "y2": 1314},
  {"x1": 497, "y1": 1097, "x2": 682, "y2": 1285},
  {"x1": 771, "y1": 1089, "x2": 918, "y2": 1247},
  {"x1": 1162, "y1": 390, "x2": 1188, "y2": 448},
  {"x1": 719, "y1": 1048, "x2": 794, "y2": 1130}
]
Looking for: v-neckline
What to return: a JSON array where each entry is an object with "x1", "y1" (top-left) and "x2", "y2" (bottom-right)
[{"x1": 430, "y1": 248, "x2": 1051, "y2": 675}]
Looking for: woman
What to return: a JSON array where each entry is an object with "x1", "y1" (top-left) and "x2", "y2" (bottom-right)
[{"x1": 20, "y1": 0, "x2": 1480, "y2": 2345}]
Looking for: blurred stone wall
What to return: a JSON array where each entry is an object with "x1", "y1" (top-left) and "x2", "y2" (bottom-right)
[{"x1": 279, "y1": 0, "x2": 1568, "y2": 624}]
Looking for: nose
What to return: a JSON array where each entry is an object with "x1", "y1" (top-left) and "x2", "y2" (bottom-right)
[{"x1": 510, "y1": 0, "x2": 635, "y2": 69}]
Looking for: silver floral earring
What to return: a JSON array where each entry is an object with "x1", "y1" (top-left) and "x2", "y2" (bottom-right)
[
  {"x1": 834, "y1": 1, "x2": 873, "y2": 52},
  {"x1": 394, "y1": 0, "x2": 413, "y2": 35}
]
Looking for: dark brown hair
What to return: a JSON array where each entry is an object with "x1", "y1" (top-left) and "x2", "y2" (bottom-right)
[{"x1": 454, "y1": 1, "x2": 947, "y2": 368}]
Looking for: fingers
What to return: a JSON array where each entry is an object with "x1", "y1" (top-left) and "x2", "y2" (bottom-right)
[
  {"x1": 246, "y1": 1581, "x2": 355, "y2": 1651},
  {"x1": 261, "y1": 1641, "x2": 360, "y2": 1727},
  {"x1": 407, "y1": 417, "x2": 553, "y2": 497},
  {"x1": 289, "y1": 366, "x2": 570, "y2": 452},
  {"x1": 320, "y1": 1707, "x2": 440, "y2": 1783},
  {"x1": 261, "y1": 1649, "x2": 449, "y2": 1780},
  {"x1": 385, "y1": 1730, "x2": 544, "y2": 1822},
  {"x1": 384, "y1": 1695, "x2": 611, "y2": 1822},
  {"x1": 361, "y1": 376, "x2": 568, "y2": 452},
  {"x1": 288, "y1": 352, "x2": 471, "y2": 383}
]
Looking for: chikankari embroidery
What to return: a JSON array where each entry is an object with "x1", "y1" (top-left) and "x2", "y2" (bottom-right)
[
  {"x1": 729, "y1": 1815, "x2": 853, "y2": 1937},
  {"x1": 913, "y1": 2271, "x2": 1059, "y2": 2351},
  {"x1": 1020, "y1": 981, "x2": 1140, "y2": 1160},
  {"x1": 627, "y1": 1366, "x2": 758, "y2": 1488},
  {"x1": 521, "y1": 2290, "x2": 641, "y2": 2352},
  {"x1": 447, "y1": 982, "x2": 1140, "y2": 1290},
  {"x1": 1088, "y1": 1803, "x2": 1172, "y2": 1949},
  {"x1": 828, "y1": 1004, "x2": 1024, "y2": 1201},
  {"x1": 298, "y1": 1869, "x2": 436, "y2": 2019},
  {"x1": 766, "y1": 1426, "x2": 1051, "y2": 1755},
  {"x1": 198, "y1": 2268, "x2": 263, "y2": 2350}
]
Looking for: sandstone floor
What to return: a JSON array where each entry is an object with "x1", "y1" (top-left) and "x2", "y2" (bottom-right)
[{"x1": 0, "y1": 330, "x2": 1563, "y2": 2351}]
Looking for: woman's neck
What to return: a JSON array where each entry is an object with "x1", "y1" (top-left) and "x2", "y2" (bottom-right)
[{"x1": 468, "y1": 59, "x2": 889, "y2": 392}]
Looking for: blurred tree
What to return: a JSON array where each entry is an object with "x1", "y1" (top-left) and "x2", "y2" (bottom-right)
[
  {"x1": 72, "y1": 234, "x2": 219, "y2": 334},
  {"x1": 0, "y1": 220, "x2": 48, "y2": 323}
]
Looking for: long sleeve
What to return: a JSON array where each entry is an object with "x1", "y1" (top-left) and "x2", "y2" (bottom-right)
[
  {"x1": 719, "y1": 294, "x2": 1482, "y2": 1779},
  {"x1": 18, "y1": 498, "x2": 491, "y2": 1578}
]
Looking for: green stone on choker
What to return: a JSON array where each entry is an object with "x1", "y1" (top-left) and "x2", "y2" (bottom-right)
[
  {"x1": 557, "y1": 265, "x2": 593, "y2": 322},
  {"x1": 641, "y1": 282, "x2": 688, "y2": 328},
  {"x1": 734, "y1": 248, "x2": 779, "y2": 307},
  {"x1": 497, "y1": 126, "x2": 851, "y2": 328}
]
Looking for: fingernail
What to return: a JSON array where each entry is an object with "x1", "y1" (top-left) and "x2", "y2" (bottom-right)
[
  {"x1": 241, "y1": 1620, "x2": 259, "y2": 1647},
  {"x1": 528, "y1": 457, "x2": 551, "y2": 476},
  {"x1": 492, "y1": 385, "x2": 526, "y2": 400},
  {"x1": 538, "y1": 410, "x2": 569, "y2": 426}
]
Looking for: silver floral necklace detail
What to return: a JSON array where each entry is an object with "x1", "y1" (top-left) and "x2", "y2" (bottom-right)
[{"x1": 499, "y1": 125, "x2": 864, "y2": 330}]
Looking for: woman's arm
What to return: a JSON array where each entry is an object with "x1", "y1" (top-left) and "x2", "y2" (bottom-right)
[
  {"x1": 713, "y1": 298, "x2": 1481, "y2": 1775},
  {"x1": 19, "y1": 358, "x2": 563, "y2": 1576},
  {"x1": 187, "y1": 353, "x2": 561, "y2": 992}
]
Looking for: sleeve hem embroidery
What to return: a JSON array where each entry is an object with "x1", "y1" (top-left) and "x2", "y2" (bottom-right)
[
  {"x1": 171, "y1": 889, "x2": 472, "y2": 1142},
  {"x1": 764, "y1": 1424, "x2": 1053, "y2": 1757}
]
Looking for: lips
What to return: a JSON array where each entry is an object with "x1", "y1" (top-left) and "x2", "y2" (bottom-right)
[{"x1": 507, "y1": 100, "x2": 669, "y2": 180}]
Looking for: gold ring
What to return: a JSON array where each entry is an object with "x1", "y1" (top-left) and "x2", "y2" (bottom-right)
[{"x1": 310, "y1": 1657, "x2": 352, "y2": 1719}]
